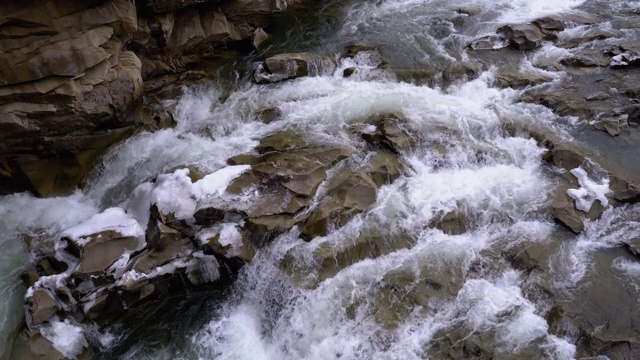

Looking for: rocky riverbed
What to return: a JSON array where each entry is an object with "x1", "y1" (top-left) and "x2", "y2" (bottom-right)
[{"x1": 2, "y1": 0, "x2": 640, "y2": 359}]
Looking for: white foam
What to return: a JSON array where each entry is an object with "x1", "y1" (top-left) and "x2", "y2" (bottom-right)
[
  {"x1": 40, "y1": 317, "x2": 89, "y2": 359},
  {"x1": 197, "y1": 223, "x2": 244, "y2": 258},
  {"x1": 61, "y1": 207, "x2": 144, "y2": 246},
  {"x1": 193, "y1": 165, "x2": 251, "y2": 205},
  {"x1": 566, "y1": 167, "x2": 610, "y2": 212},
  {"x1": 148, "y1": 169, "x2": 198, "y2": 220}
]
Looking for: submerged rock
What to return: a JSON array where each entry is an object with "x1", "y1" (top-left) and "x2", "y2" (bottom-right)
[{"x1": 254, "y1": 53, "x2": 336, "y2": 83}]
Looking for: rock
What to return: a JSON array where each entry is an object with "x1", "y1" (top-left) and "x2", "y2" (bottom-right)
[
  {"x1": 593, "y1": 113, "x2": 629, "y2": 136},
  {"x1": 0, "y1": 0, "x2": 144, "y2": 195},
  {"x1": 200, "y1": 225, "x2": 255, "y2": 262},
  {"x1": 468, "y1": 35, "x2": 509, "y2": 51},
  {"x1": 497, "y1": 23, "x2": 543, "y2": 50},
  {"x1": 254, "y1": 130, "x2": 308, "y2": 153},
  {"x1": 27, "y1": 289, "x2": 59, "y2": 325},
  {"x1": 37, "y1": 256, "x2": 68, "y2": 276},
  {"x1": 254, "y1": 53, "x2": 336, "y2": 83},
  {"x1": 1, "y1": 0, "x2": 313, "y2": 196},
  {"x1": 429, "y1": 211, "x2": 467, "y2": 235},
  {"x1": 131, "y1": 221, "x2": 194, "y2": 273},
  {"x1": 299, "y1": 151, "x2": 404, "y2": 240},
  {"x1": 64, "y1": 232, "x2": 141, "y2": 277},
  {"x1": 282, "y1": 228, "x2": 416, "y2": 289},
  {"x1": 532, "y1": 16, "x2": 566, "y2": 33},
  {"x1": 558, "y1": 28, "x2": 624, "y2": 49},
  {"x1": 20, "y1": 268, "x2": 40, "y2": 287},
  {"x1": 253, "y1": 27, "x2": 269, "y2": 48},
  {"x1": 610, "y1": 51, "x2": 640, "y2": 67},
  {"x1": 562, "y1": 49, "x2": 612, "y2": 67},
  {"x1": 343, "y1": 67, "x2": 356, "y2": 78},
  {"x1": 10, "y1": 329, "x2": 65, "y2": 360},
  {"x1": 550, "y1": 190, "x2": 585, "y2": 234},
  {"x1": 193, "y1": 207, "x2": 226, "y2": 226},
  {"x1": 339, "y1": 42, "x2": 376, "y2": 59},
  {"x1": 361, "y1": 113, "x2": 416, "y2": 153},
  {"x1": 585, "y1": 92, "x2": 611, "y2": 101},
  {"x1": 623, "y1": 238, "x2": 640, "y2": 257},
  {"x1": 255, "y1": 107, "x2": 281, "y2": 124}
]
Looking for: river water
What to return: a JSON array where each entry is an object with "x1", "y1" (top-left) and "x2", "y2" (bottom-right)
[{"x1": 2, "y1": 0, "x2": 640, "y2": 359}]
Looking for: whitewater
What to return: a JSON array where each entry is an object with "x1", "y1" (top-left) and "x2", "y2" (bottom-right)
[{"x1": 3, "y1": 0, "x2": 640, "y2": 359}]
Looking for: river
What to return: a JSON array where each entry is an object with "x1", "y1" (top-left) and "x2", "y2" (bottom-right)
[{"x1": 2, "y1": 0, "x2": 640, "y2": 359}]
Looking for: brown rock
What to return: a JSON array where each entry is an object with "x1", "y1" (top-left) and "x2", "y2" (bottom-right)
[
  {"x1": 497, "y1": 23, "x2": 543, "y2": 50},
  {"x1": 550, "y1": 191, "x2": 584, "y2": 233},
  {"x1": 254, "y1": 53, "x2": 336, "y2": 83},
  {"x1": 27, "y1": 289, "x2": 59, "y2": 325}
]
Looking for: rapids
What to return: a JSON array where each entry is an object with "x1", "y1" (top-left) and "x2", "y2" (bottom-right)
[{"x1": 2, "y1": 0, "x2": 640, "y2": 359}]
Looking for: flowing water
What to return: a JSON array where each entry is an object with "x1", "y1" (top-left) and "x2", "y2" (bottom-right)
[{"x1": 3, "y1": 0, "x2": 640, "y2": 359}]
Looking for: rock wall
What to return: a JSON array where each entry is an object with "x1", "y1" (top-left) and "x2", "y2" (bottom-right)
[{"x1": 0, "y1": 0, "x2": 304, "y2": 197}]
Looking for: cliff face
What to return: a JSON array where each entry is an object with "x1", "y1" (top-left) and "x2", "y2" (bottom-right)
[{"x1": 0, "y1": 0, "x2": 302, "y2": 197}]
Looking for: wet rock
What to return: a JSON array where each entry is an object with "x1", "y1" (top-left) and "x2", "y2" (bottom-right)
[
  {"x1": 585, "y1": 92, "x2": 611, "y2": 101},
  {"x1": 559, "y1": 249, "x2": 640, "y2": 358},
  {"x1": 64, "y1": 232, "x2": 141, "y2": 277},
  {"x1": 562, "y1": 49, "x2": 612, "y2": 67},
  {"x1": 520, "y1": 66, "x2": 640, "y2": 121},
  {"x1": 343, "y1": 67, "x2": 356, "y2": 78},
  {"x1": 200, "y1": 226, "x2": 256, "y2": 262},
  {"x1": 610, "y1": 51, "x2": 640, "y2": 67},
  {"x1": 361, "y1": 114, "x2": 416, "y2": 153},
  {"x1": 255, "y1": 107, "x2": 282, "y2": 124},
  {"x1": 10, "y1": 329, "x2": 65, "y2": 360},
  {"x1": 27, "y1": 289, "x2": 59, "y2": 325},
  {"x1": 468, "y1": 35, "x2": 509, "y2": 51},
  {"x1": 497, "y1": 23, "x2": 543, "y2": 50},
  {"x1": 299, "y1": 151, "x2": 404, "y2": 240},
  {"x1": 227, "y1": 141, "x2": 354, "y2": 221},
  {"x1": 558, "y1": 28, "x2": 624, "y2": 49},
  {"x1": 193, "y1": 207, "x2": 226, "y2": 226},
  {"x1": 429, "y1": 211, "x2": 468, "y2": 235},
  {"x1": 254, "y1": 53, "x2": 336, "y2": 83},
  {"x1": 129, "y1": 221, "x2": 194, "y2": 273},
  {"x1": 37, "y1": 256, "x2": 68, "y2": 276},
  {"x1": 623, "y1": 238, "x2": 640, "y2": 257},
  {"x1": 550, "y1": 189, "x2": 585, "y2": 234},
  {"x1": 339, "y1": 42, "x2": 376, "y2": 59},
  {"x1": 254, "y1": 130, "x2": 308, "y2": 153},
  {"x1": 20, "y1": 268, "x2": 40, "y2": 287},
  {"x1": 253, "y1": 27, "x2": 269, "y2": 48},
  {"x1": 283, "y1": 228, "x2": 416, "y2": 289},
  {"x1": 593, "y1": 113, "x2": 629, "y2": 136},
  {"x1": 532, "y1": 16, "x2": 566, "y2": 33},
  {"x1": 609, "y1": 176, "x2": 640, "y2": 202}
]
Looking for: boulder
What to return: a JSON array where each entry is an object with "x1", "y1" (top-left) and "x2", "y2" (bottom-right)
[
  {"x1": 131, "y1": 227, "x2": 193, "y2": 273},
  {"x1": 550, "y1": 187, "x2": 585, "y2": 234},
  {"x1": 497, "y1": 24, "x2": 543, "y2": 50},
  {"x1": 254, "y1": 53, "x2": 336, "y2": 83},
  {"x1": 429, "y1": 211, "x2": 468, "y2": 235},
  {"x1": 65, "y1": 232, "x2": 141, "y2": 277},
  {"x1": 0, "y1": 0, "x2": 313, "y2": 196},
  {"x1": 27, "y1": 289, "x2": 59, "y2": 325},
  {"x1": 532, "y1": 17, "x2": 566, "y2": 33},
  {"x1": 10, "y1": 329, "x2": 66, "y2": 360},
  {"x1": 361, "y1": 114, "x2": 416, "y2": 153},
  {"x1": 593, "y1": 113, "x2": 629, "y2": 136},
  {"x1": 558, "y1": 28, "x2": 624, "y2": 49},
  {"x1": 299, "y1": 151, "x2": 404, "y2": 240}
]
